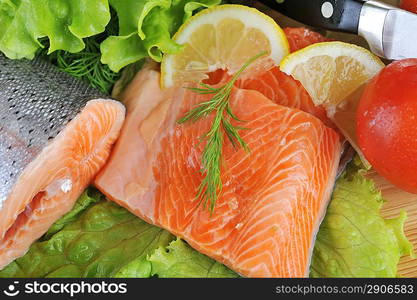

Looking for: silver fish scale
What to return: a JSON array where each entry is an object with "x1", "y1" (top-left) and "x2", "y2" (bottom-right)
[{"x1": 0, "y1": 54, "x2": 106, "y2": 207}]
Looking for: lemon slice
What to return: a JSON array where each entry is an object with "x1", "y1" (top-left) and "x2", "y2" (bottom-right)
[
  {"x1": 280, "y1": 41, "x2": 384, "y2": 107},
  {"x1": 161, "y1": 4, "x2": 289, "y2": 88}
]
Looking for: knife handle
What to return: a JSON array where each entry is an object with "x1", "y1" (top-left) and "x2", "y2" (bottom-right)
[{"x1": 258, "y1": 0, "x2": 364, "y2": 34}]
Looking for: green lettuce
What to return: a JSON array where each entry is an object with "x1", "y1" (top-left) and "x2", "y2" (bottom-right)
[
  {"x1": 115, "y1": 257, "x2": 153, "y2": 278},
  {"x1": 148, "y1": 238, "x2": 239, "y2": 278},
  {"x1": 101, "y1": 0, "x2": 221, "y2": 72},
  {"x1": 0, "y1": 197, "x2": 174, "y2": 278},
  {"x1": 310, "y1": 168, "x2": 414, "y2": 278},
  {"x1": 0, "y1": 0, "x2": 110, "y2": 59}
]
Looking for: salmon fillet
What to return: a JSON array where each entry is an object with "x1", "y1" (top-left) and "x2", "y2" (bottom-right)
[
  {"x1": 238, "y1": 67, "x2": 334, "y2": 129},
  {"x1": 0, "y1": 99, "x2": 125, "y2": 269},
  {"x1": 95, "y1": 65, "x2": 342, "y2": 277},
  {"x1": 237, "y1": 28, "x2": 334, "y2": 129},
  {"x1": 284, "y1": 27, "x2": 331, "y2": 53},
  {"x1": 206, "y1": 68, "x2": 335, "y2": 131}
]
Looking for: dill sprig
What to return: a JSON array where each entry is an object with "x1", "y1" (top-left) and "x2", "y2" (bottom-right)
[
  {"x1": 178, "y1": 51, "x2": 267, "y2": 213},
  {"x1": 50, "y1": 40, "x2": 119, "y2": 94}
]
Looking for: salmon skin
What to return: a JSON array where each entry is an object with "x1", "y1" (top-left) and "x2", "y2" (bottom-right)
[
  {"x1": 95, "y1": 63, "x2": 342, "y2": 277},
  {"x1": 0, "y1": 54, "x2": 125, "y2": 269}
]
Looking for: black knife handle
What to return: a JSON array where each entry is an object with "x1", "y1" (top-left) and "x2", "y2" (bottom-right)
[{"x1": 258, "y1": 0, "x2": 364, "y2": 34}]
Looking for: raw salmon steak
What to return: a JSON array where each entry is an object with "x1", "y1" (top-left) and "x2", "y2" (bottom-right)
[
  {"x1": 0, "y1": 55, "x2": 125, "y2": 269},
  {"x1": 95, "y1": 64, "x2": 342, "y2": 277}
]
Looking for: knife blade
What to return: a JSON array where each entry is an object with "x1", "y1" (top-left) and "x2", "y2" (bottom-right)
[{"x1": 255, "y1": 0, "x2": 417, "y2": 60}]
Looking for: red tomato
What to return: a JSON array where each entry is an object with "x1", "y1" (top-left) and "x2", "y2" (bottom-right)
[
  {"x1": 357, "y1": 59, "x2": 417, "y2": 193},
  {"x1": 401, "y1": 0, "x2": 417, "y2": 13}
]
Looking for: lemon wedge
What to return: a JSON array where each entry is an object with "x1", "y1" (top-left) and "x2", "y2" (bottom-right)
[
  {"x1": 281, "y1": 41, "x2": 385, "y2": 169},
  {"x1": 280, "y1": 41, "x2": 384, "y2": 107},
  {"x1": 161, "y1": 4, "x2": 289, "y2": 88}
]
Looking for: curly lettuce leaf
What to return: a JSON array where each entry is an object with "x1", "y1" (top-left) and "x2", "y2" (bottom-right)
[
  {"x1": 148, "y1": 238, "x2": 239, "y2": 278},
  {"x1": 310, "y1": 167, "x2": 414, "y2": 278},
  {"x1": 0, "y1": 0, "x2": 110, "y2": 59},
  {"x1": 0, "y1": 186, "x2": 235, "y2": 278},
  {"x1": 114, "y1": 257, "x2": 153, "y2": 278},
  {"x1": 42, "y1": 188, "x2": 103, "y2": 240},
  {"x1": 0, "y1": 200, "x2": 174, "y2": 278},
  {"x1": 101, "y1": 0, "x2": 221, "y2": 72}
]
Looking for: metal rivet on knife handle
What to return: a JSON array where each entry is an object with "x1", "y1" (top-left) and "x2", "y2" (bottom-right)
[{"x1": 321, "y1": 2, "x2": 334, "y2": 19}]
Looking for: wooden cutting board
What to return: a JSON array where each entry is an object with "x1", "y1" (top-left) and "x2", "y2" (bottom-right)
[{"x1": 251, "y1": 0, "x2": 417, "y2": 277}]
